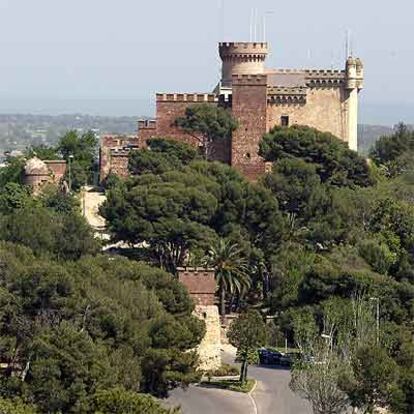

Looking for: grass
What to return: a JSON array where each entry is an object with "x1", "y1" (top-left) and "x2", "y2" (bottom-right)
[{"x1": 202, "y1": 378, "x2": 256, "y2": 393}]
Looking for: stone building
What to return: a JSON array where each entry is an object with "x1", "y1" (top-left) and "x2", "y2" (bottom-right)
[
  {"x1": 178, "y1": 268, "x2": 221, "y2": 371},
  {"x1": 24, "y1": 157, "x2": 67, "y2": 194},
  {"x1": 99, "y1": 135, "x2": 139, "y2": 183},
  {"x1": 100, "y1": 41, "x2": 363, "y2": 181}
]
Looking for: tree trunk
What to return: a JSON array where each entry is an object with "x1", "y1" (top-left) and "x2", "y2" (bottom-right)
[
  {"x1": 240, "y1": 358, "x2": 248, "y2": 384},
  {"x1": 239, "y1": 359, "x2": 246, "y2": 384}
]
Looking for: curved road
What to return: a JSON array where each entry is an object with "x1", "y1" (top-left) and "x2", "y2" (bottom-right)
[
  {"x1": 166, "y1": 351, "x2": 312, "y2": 414},
  {"x1": 249, "y1": 364, "x2": 311, "y2": 414}
]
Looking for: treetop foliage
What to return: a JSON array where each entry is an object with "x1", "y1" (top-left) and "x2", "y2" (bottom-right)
[
  {"x1": 259, "y1": 125, "x2": 375, "y2": 188},
  {"x1": 0, "y1": 242, "x2": 203, "y2": 411}
]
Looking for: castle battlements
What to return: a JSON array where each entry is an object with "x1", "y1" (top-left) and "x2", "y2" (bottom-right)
[
  {"x1": 219, "y1": 42, "x2": 268, "y2": 53},
  {"x1": 268, "y1": 86, "x2": 308, "y2": 104},
  {"x1": 156, "y1": 93, "x2": 218, "y2": 103},
  {"x1": 267, "y1": 87, "x2": 308, "y2": 105},
  {"x1": 232, "y1": 74, "x2": 268, "y2": 85}
]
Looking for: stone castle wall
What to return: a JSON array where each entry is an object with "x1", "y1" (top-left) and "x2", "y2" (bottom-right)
[
  {"x1": 155, "y1": 94, "x2": 218, "y2": 147},
  {"x1": 178, "y1": 268, "x2": 216, "y2": 306},
  {"x1": 231, "y1": 74, "x2": 268, "y2": 180},
  {"x1": 267, "y1": 86, "x2": 349, "y2": 142},
  {"x1": 99, "y1": 135, "x2": 139, "y2": 183}
]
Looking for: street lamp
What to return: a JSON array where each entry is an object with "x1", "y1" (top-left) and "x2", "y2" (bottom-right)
[
  {"x1": 370, "y1": 297, "x2": 380, "y2": 345},
  {"x1": 68, "y1": 154, "x2": 74, "y2": 193}
]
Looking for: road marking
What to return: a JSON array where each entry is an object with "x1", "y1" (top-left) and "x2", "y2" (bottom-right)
[{"x1": 249, "y1": 380, "x2": 259, "y2": 414}]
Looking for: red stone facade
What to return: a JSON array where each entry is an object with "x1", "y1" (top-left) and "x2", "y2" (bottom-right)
[
  {"x1": 178, "y1": 268, "x2": 216, "y2": 307},
  {"x1": 45, "y1": 160, "x2": 67, "y2": 182},
  {"x1": 231, "y1": 74, "x2": 268, "y2": 180}
]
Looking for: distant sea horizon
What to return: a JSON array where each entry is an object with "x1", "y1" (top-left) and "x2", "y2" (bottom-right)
[{"x1": 0, "y1": 97, "x2": 413, "y2": 127}]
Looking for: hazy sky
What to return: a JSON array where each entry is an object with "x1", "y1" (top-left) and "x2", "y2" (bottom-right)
[{"x1": 0, "y1": 0, "x2": 413, "y2": 124}]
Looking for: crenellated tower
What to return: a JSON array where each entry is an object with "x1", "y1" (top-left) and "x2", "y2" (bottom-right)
[{"x1": 219, "y1": 42, "x2": 269, "y2": 86}]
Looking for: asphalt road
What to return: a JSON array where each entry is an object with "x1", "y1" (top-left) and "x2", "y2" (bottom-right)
[
  {"x1": 167, "y1": 384, "x2": 254, "y2": 414},
  {"x1": 249, "y1": 364, "x2": 311, "y2": 414},
  {"x1": 166, "y1": 352, "x2": 312, "y2": 414}
]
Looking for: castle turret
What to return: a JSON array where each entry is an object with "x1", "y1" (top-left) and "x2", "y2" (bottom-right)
[
  {"x1": 219, "y1": 42, "x2": 268, "y2": 86},
  {"x1": 345, "y1": 56, "x2": 364, "y2": 152}
]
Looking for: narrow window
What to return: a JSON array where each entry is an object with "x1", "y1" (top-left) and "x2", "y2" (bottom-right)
[{"x1": 281, "y1": 116, "x2": 289, "y2": 127}]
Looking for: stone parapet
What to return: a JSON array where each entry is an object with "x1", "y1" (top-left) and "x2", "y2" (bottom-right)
[
  {"x1": 232, "y1": 74, "x2": 268, "y2": 86},
  {"x1": 156, "y1": 93, "x2": 217, "y2": 103},
  {"x1": 219, "y1": 42, "x2": 268, "y2": 58},
  {"x1": 178, "y1": 267, "x2": 216, "y2": 307}
]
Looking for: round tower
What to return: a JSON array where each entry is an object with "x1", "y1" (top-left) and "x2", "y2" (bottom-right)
[
  {"x1": 219, "y1": 42, "x2": 269, "y2": 86},
  {"x1": 24, "y1": 157, "x2": 50, "y2": 193},
  {"x1": 345, "y1": 56, "x2": 357, "y2": 89}
]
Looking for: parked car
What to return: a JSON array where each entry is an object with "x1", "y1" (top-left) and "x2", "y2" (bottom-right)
[
  {"x1": 279, "y1": 353, "x2": 293, "y2": 367},
  {"x1": 258, "y1": 348, "x2": 283, "y2": 365}
]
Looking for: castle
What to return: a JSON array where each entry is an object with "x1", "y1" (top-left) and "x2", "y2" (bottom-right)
[{"x1": 100, "y1": 41, "x2": 363, "y2": 181}]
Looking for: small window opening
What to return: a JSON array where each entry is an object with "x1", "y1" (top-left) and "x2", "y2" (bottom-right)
[{"x1": 281, "y1": 116, "x2": 290, "y2": 127}]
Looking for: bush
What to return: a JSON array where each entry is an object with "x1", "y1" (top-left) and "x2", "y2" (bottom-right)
[{"x1": 206, "y1": 363, "x2": 240, "y2": 377}]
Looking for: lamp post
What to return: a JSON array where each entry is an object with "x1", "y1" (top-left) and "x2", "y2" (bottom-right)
[
  {"x1": 370, "y1": 297, "x2": 380, "y2": 345},
  {"x1": 68, "y1": 154, "x2": 74, "y2": 193}
]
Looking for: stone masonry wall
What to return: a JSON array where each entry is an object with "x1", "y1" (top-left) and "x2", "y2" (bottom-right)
[
  {"x1": 137, "y1": 120, "x2": 157, "y2": 147},
  {"x1": 193, "y1": 306, "x2": 221, "y2": 371},
  {"x1": 231, "y1": 74, "x2": 268, "y2": 180},
  {"x1": 178, "y1": 268, "x2": 221, "y2": 371},
  {"x1": 44, "y1": 160, "x2": 67, "y2": 182},
  {"x1": 267, "y1": 86, "x2": 349, "y2": 142},
  {"x1": 155, "y1": 94, "x2": 231, "y2": 162},
  {"x1": 178, "y1": 268, "x2": 216, "y2": 307},
  {"x1": 99, "y1": 135, "x2": 139, "y2": 183}
]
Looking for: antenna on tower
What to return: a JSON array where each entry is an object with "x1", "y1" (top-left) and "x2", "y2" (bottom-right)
[
  {"x1": 263, "y1": 11, "x2": 274, "y2": 42},
  {"x1": 253, "y1": 8, "x2": 259, "y2": 41},
  {"x1": 250, "y1": 8, "x2": 253, "y2": 41},
  {"x1": 218, "y1": 0, "x2": 224, "y2": 41},
  {"x1": 345, "y1": 28, "x2": 352, "y2": 58}
]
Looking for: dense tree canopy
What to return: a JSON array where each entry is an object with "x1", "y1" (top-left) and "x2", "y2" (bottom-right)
[
  {"x1": 0, "y1": 243, "x2": 203, "y2": 411},
  {"x1": 258, "y1": 126, "x2": 414, "y2": 412},
  {"x1": 128, "y1": 139, "x2": 200, "y2": 177},
  {"x1": 102, "y1": 157, "x2": 283, "y2": 278},
  {"x1": 370, "y1": 123, "x2": 414, "y2": 177},
  {"x1": 1, "y1": 118, "x2": 414, "y2": 413},
  {"x1": 259, "y1": 125, "x2": 374, "y2": 187}
]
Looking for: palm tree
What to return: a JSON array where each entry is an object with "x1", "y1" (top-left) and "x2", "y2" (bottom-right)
[{"x1": 206, "y1": 239, "x2": 251, "y2": 317}]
